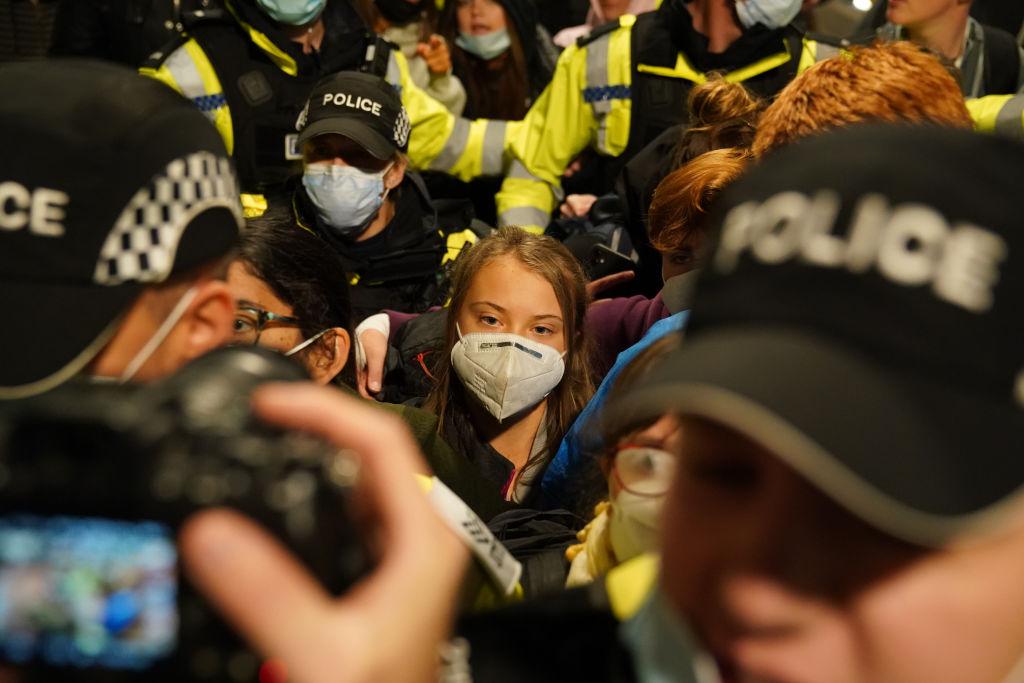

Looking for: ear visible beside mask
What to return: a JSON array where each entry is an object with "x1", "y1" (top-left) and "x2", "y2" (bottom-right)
[{"x1": 450, "y1": 325, "x2": 566, "y2": 422}]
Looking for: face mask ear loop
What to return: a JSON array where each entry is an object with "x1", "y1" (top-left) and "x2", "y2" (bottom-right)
[
  {"x1": 285, "y1": 329, "x2": 331, "y2": 357},
  {"x1": 379, "y1": 161, "x2": 396, "y2": 202},
  {"x1": 118, "y1": 285, "x2": 200, "y2": 383}
]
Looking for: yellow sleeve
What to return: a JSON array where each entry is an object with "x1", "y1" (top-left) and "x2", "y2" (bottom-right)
[
  {"x1": 387, "y1": 50, "x2": 515, "y2": 182},
  {"x1": 494, "y1": 38, "x2": 601, "y2": 232},
  {"x1": 140, "y1": 39, "x2": 234, "y2": 155},
  {"x1": 495, "y1": 16, "x2": 638, "y2": 233},
  {"x1": 968, "y1": 94, "x2": 1024, "y2": 139}
]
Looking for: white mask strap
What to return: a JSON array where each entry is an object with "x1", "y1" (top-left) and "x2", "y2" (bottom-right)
[
  {"x1": 117, "y1": 285, "x2": 199, "y2": 383},
  {"x1": 379, "y1": 160, "x2": 396, "y2": 200},
  {"x1": 285, "y1": 328, "x2": 331, "y2": 357}
]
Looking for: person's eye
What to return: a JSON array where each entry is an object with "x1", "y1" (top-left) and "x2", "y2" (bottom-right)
[
  {"x1": 533, "y1": 325, "x2": 554, "y2": 336},
  {"x1": 232, "y1": 317, "x2": 255, "y2": 333},
  {"x1": 670, "y1": 249, "x2": 694, "y2": 266},
  {"x1": 480, "y1": 314, "x2": 500, "y2": 326}
]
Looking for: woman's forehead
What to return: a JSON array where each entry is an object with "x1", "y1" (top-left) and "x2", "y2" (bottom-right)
[{"x1": 465, "y1": 255, "x2": 563, "y2": 314}]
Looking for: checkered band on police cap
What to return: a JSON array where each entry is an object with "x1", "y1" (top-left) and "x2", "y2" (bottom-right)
[
  {"x1": 94, "y1": 151, "x2": 241, "y2": 286},
  {"x1": 394, "y1": 107, "x2": 410, "y2": 148}
]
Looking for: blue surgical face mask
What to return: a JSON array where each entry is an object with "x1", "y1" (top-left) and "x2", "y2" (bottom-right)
[
  {"x1": 302, "y1": 162, "x2": 393, "y2": 238},
  {"x1": 735, "y1": 0, "x2": 801, "y2": 30},
  {"x1": 455, "y1": 28, "x2": 511, "y2": 60},
  {"x1": 256, "y1": 0, "x2": 327, "y2": 25}
]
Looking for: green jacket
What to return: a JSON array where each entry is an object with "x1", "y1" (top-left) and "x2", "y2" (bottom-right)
[{"x1": 366, "y1": 395, "x2": 511, "y2": 522}]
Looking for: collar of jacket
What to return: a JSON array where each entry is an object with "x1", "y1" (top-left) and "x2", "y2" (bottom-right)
[
  {"x1": 658, "y1": 0, "x2": 796, "y2": 74},
  {"x1": 225, "y1": 0, "x2": 369, "y2": 76}
]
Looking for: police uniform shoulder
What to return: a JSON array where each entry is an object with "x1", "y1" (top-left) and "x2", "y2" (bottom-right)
[
  {"x1": 576, "y1": 17, "x2": 629, "y2": 49},
  {"x1": 142, "y1": 31, "x2": 192, "y2": 69}
]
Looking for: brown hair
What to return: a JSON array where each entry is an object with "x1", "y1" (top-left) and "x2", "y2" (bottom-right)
[
  {"x1": 648, "y1": 148, "x2": 750, "y2": 254},
  {"x1": 438, "y1": 1, "x2": 530, "y2": 119},
  {"x1": 672, "y1": 75, "x2": 764, "y2": 169},
  {"x1": 753, "y1": 41, "x2": 974, "y2": 157},
  {"x1": 425, "y1": 227, "x2": 594, "y2": 487}
]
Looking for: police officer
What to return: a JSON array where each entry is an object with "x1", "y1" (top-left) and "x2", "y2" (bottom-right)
[
  {"x1": 494, "y1": 0, "x2": 839, "y2": 232},
  {"x1": 0, "y1": 60, "x2": 241, "y2": 399},
  {"x1": 184, "y1": 125, "x2": 1024, "y2": 683},
  {"x1": 287, "y1": 71, "x2": 485, "y2": 320},
  {"x1": 141, "y1": 0, "x2": 512, "y2": 209}
]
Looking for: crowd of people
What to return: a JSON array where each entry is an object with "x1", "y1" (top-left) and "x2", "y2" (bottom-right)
[{"x1": 3, "y1": 0, "x2": 1024, "y2": 681}]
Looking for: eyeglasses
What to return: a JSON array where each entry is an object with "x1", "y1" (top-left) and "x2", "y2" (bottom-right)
[
  {"x1": 233, "y1": 304, "x2": 305, "y2": 345},
  {"x1": 612, "y1": 445, "x2": 676, "y2": 497}
]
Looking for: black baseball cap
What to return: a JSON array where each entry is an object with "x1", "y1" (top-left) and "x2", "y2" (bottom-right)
[
  {"x1": 0, "y1": 60, "x2": 243, "y2": 399},
  {"x1": 296, "y1": 71, "x2": 411, "y2": 159},
  {"x1": 608, "y1": 125, "x2": 1024, "y2": 547}
]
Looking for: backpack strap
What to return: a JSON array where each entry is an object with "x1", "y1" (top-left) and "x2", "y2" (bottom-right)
[{"x1": 982, "y1": 23, "x2": 1022, "y2": 95}]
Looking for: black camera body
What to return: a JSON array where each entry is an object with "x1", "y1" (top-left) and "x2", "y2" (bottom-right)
[{"x1": 0, "y1": 347, "x2": 368, "y2": 681}]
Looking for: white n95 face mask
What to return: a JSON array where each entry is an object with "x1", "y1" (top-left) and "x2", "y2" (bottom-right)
[
  {"x1": 450, "y1": 324, "x2": 566, "y2": 423},
  {"x1": 735, "y1": 0, "x2": 801, "y2": 30},
  {"x1": 609, "y1": 488, "x2": 664, "y2": 563}
]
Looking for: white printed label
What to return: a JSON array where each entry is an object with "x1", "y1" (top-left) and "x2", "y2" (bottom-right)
[{"x1": 426, "y1": 478, "x2": 522, "y2": 596}]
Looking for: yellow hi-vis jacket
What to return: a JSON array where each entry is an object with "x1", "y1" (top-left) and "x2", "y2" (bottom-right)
[
  {"x1": 140, "y1": 3, "x2": 515, "y2": 205},
  {"x1": 969, "y1": 94, "x2": 1024, "y2": 138},
  {"x1": 494, "y1": 14, "x2": 840, "y2": 233}
]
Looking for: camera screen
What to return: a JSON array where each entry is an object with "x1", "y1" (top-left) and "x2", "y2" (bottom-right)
[{"x1": 0, "y1": 515, "x2": 177, "y2": 670}]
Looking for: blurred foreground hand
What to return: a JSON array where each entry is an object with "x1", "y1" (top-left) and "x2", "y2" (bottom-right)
[{"x1": 180, "y1": 384, "x2": 469, "y2": 683}]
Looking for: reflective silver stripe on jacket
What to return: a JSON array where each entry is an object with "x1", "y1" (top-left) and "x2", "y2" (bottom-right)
[
  {"x1": 386, "y1": 52, "x2": 402, "y2": 88},
  {"x1": 815, "y1": 41, "x2": 840, "y2": 62},
  {"x1": 995, "y1": 95, "x2": 1024, "y2": 138},
  {"x1": 586, "y1": 34, "x2": 613, "y2": 154},
  {"x1": 164, "y1": 44, "x2": 206, "y2": 97},
  {"x1": 481, "y1": 120, "x2": 507, "y2": 176},
  {"x1": 428, "y1": 117, "x2": 470, "y2": 172},
  {"x1": 499, "y1": 205, "x2": 551, "y2": 229}
]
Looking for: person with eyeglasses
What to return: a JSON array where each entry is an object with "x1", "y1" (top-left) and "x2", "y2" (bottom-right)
[
  {"x1": 229, "y1": 208, "x2": 356, "y2": 385},
  {"x1": 228, "y1": 207, "x2": 511, "y2": 521},
  {"x1": 563, "y1": 335, "x2": 681, "y2": 588}
]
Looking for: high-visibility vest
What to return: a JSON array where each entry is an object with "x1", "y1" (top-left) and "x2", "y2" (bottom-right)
[
  {"x1": 141, "y1": 2, "x2": 515, "y2": 196},
  {"x1": 495, "y1": 11, "x2": 840, "y2": 233}
]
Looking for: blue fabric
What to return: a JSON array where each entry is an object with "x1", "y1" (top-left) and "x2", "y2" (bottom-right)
[{"x1": 539, "y1": 312, "x2": 688, "y2": 509}]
